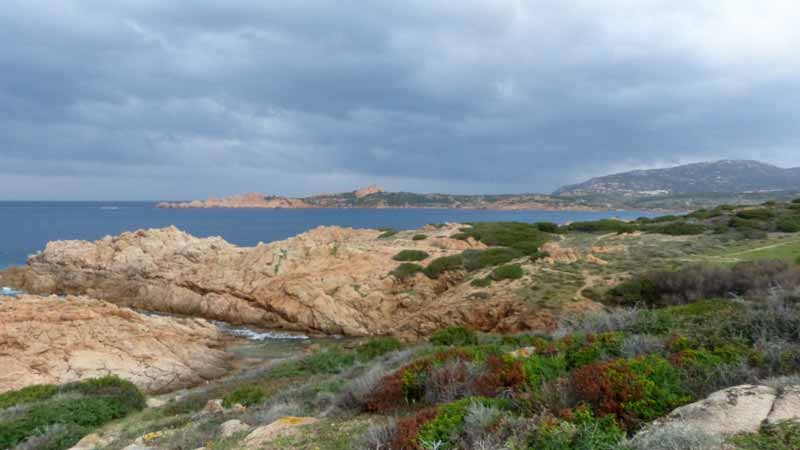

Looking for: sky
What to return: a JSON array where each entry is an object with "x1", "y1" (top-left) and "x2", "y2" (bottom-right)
[{"x1": 1, "y1": 0, "x2": 799, "y2": 200}]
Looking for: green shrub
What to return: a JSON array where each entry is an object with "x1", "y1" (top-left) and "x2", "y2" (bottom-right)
[
  {"x1": 429, "y1": 326, "x2": 478, "y2": 346},
  {"x1": 417, "y1": 398, "x2": 509, "y2": 449},
  {"x1": 356, "y1": 337, "x2": 402, "y2": 361},
  {"x1": 565, "y1": 219, "x2": 636, "y2": 234},
  {"x1": 222, "y1": 385, "x2": 265, "y2": 408},
  {"x1": 646, "y1": 222, "x2": 706, "y2": 236},
  {"x1": 728, "y1": 421, "x2": 800, "y2": 450},
  {"x1": 491, "y1": 264, "x2": 524, "y2": 281},
  {"x1": 777, "y1": 216, "x2": 800, "y2": 233},
  {"x1": 61, "y1": 375, "x2": 146, "y2": 413},
  {"x1": 527, "y1": 407, "x2": 627, "y2": 450},
  {"x1": 470, "y1": 277, "x2": 492, "y2": 288},
  {"x1": 377, "y1": 228, "x2": 398, "y2": 239},
  {"x1": 534, "y1": 222, "x2": 560, "y2": 233},
  {"x1": 453, "y1": 222, "x2": 549, "y2": 249},
  {"x1": 562, "y1": 332, "x2": 625, "y2": 370},
  {"x1": 393, "y1": 250, "x2": 430, "y2": 261},
  {"x1": 463, "y1": 248, "x2": 523, "y2": 271},
  {"x1": 298, "y1": 349, "x2": 357, "y2": 374},
  {"x1": 520, "y1": 354, "x2": 567, "y2": 387},
  {"x1": 605, "y1": 278, "x2": 658, "y2": 307},
  {"x1": 270, "y1": 348, "x2": 357, "y2": 378},
  {"x1": 412, "y1": 234, "x2": 428, "y2": 241},
  {"x1": 391, "y1": 263, "x2": 424, "y2": 280},
  {"x1": 794, "y1": 198, "x2": 800, "y2": 204},
  {"x1": 0, "y1": 376, "x2": 145, "y2": 450},
  {"x1": 424, "y1": 255, "x2": 465, "y2": 278},
  {"x1": 0, "y1": 384, "x2": 57, "y2": 409},
  {"x1": 736, "y1": 208, "x2": 776, "y2": 220}
]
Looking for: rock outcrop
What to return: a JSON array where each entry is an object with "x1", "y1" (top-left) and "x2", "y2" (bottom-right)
[
  {"x1": 157, "y1": 193, "x2": 312, "y2": 209},
  {"x1": 0, "y1": 295, "x2": 231, "y2": 394},
  {"x1": 0, "y1": 225, "x2": 559, "y2": 339},
  {"x1": 631, "y1": 384, "x2": 800, "y2": 447},
  {"x1": 354, "y1": 184, "x2": 385, "y2": 199}
]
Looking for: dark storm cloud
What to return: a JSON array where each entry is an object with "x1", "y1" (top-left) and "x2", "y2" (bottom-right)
[{"x1": 1, "y1": 0, "x2": 799, "y2": 199}]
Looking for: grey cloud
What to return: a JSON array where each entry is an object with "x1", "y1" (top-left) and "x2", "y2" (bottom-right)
[{"x1": 1, "y1": 0, "x2": 799, "y2": 199}]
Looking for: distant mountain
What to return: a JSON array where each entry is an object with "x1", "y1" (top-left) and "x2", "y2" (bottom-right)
[{"x1": 554, "y1": 160, "x2": 800, "y2": 198}]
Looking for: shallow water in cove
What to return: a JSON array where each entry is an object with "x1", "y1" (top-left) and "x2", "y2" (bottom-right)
[{"x1": 0, "y1": 201, "x2": 656, "y2": 269}]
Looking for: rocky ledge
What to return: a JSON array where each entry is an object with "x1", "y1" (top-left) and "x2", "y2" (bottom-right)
[
  {"x1": 0, "y1": 294, "x2": 231, "y2": 394},
  {"x1": 0, "y1": 225, "x2": 561, "y2": 340}
]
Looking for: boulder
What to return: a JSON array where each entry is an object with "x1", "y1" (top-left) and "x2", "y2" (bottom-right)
[
  {"x1": 220, "y1": 419, "x2": 250, "y2": 437},
  {"x1": 241, "y1": 417, "x2": 318, "y2": 449},
  {"x1": 632, "y1": 384, "x2": 800, "y2": 447}
]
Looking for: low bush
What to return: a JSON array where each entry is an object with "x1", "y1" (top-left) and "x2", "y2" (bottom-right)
[
  {"x1": 0, "y1": 384, "x2": 57, "y2": 409},
  {"x1": 222, "y1": 385, "x2": 265, "y2": 408},
  {"x1": 394, "y1": 250, "x2": 430, "y2": 262},
  {"x1": 520, "y1": 354, "x2": 567, "y2": 388},
  {"x1": 534, "y1": 222, "x2": 560, "y2": 233},
  {"x1": 391, "y1": 263, "x2": 424, "y2": 280},
  {"x1": 470, "y1": 277, "x2": 491, "y2": 288},
  {"x1": 377, "y1": 228, "x2": 398, "y2": 239},
  {"x1": 453, "y1": 222, "x2": 549, "y2": 249},
  {"x1": 417, "y1": 397, "x2": 509, "y2": 449},
  {"x1": 728, "y1": 421, "x2": 800, "y2": 450},
  {"x1": 356, "y1": 337, "x2": 403, "y2": 361},
  {"x1": 777, "y1": 216, "x2": 800, "y2": 233},
  {"x1": 412, "y1": 234, "x2": 428, "y2": 241},
  {"x1": 645, "y1": 222, "x2": 706, "y2": 236},
  {"x1": 0, "y1": 376, "x2": 145, "y2": 450},
  {"x1": 571, "y1": 354, "x2": 691, "y2": 430},
  {"x1": 527, "y1": 407, "x2": 627, "y2": 450},
  {"x1": 565, "y1": 219, "x2": 636, "y2": 234},
  {"x1": 737, "y1": 208, "x2": 776, "y2": 220},
  {"x1": 605, "y1": 261, "x2": 800, "y2": 307},
  {"x1": 424, "y1": 255, "x2": 465, "y2": 278},
  {"x1": 271, "y1": 348, "x2": 357, "y2": 378},
  {"x1": 561, "y1": 332, "x2": 625, "y2": 369},
  {"x1": 465, "y1": 248, "x2": 524, "y2": 271},
  {"x1": 491, "y1": 264, "x2": 524, "y2": 281},
  {"x1": 430, "y1": 327, "x2": 478, "y2": 347}
]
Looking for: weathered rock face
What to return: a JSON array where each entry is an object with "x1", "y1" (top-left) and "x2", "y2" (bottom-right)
[
  {"x1": 631, "y1": 384, "x2": 800, "y2": 447},
  {"x1": 0, "y1": 295, "x2": 231, "y2": 394},
  {"x1": 0, "y1": 225, "x2": 559, "y2": 339}
]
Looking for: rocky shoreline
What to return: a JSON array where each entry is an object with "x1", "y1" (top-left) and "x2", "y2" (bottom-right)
[{"x1": 0, "y1": 224, "x2": 567, "y2": 340}]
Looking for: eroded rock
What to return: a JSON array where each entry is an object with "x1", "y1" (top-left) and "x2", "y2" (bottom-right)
[
  {"x1": 0, "y1": 225, "x2": 562, "y2": 339},
  {"x1": 0, "y1": 295, "x2": 231, "y2": 394}
]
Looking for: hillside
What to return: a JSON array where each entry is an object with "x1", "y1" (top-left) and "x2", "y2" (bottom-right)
[{"x1": 554, "y1": 160, "x2": 800, "y2": 198}]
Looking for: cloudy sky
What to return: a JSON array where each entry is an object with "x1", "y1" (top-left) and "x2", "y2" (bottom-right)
[{"x1": 1, "y1": 0, "x2": 799, "y2": 200}]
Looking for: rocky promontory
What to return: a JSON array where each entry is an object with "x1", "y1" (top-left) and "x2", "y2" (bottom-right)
[
  {"x1": 0, "y1": 295, "x2": 231, "y2": 394},
  {"x1": 157, "y1": 192, "x2": 313, "y2": 209},
  {"x1": 0, "y1": 225, "x2": 566, "y2": 340}
]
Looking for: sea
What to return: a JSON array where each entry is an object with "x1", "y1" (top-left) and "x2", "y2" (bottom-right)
[{"x1": 0, "y1": 201, "x2": 657, "y2": 269}]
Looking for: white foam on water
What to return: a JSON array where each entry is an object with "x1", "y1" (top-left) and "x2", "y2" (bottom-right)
[
  {"x1": 1, "y1": 287, "x2": 23, "y2": 297},
  {"x1": 213, "y1": 321, "x2": 309, "y2": 341}
]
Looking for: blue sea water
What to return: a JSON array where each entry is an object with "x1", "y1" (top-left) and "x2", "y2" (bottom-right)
[{"x1": 0, "y1": 202, "x2": 657, "y2": 269}]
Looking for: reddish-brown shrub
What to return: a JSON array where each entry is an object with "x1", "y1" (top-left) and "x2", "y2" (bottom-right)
[
  {"x1": 389, "y1": 407, "x2": 439, "y2": 450},
  {"x1": 363, "y1": 349, "x2": 477, "y2": 412},
  {"x1": 571, "y1": 360, "x2": 641, "y2": 424},
  {"x1": 471, "y1": 355, "x2": 525, "y2": 397}
]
